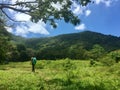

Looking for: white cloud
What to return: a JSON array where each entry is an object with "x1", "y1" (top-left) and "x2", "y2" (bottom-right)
[
  {"x1": 15, "y1": 13, "x2": 31, "y2": 21},
  {"x1": 72, "y1": 2, "x2": 84, "y2": 15},
  {"x1": 15, "y1": 26, "x2": 28, "y2": 37},
  {"x1": 28, "y1": 21, "x2": 49, "y2": 34},
  {"x1": 95, "y1": 0, "x2": 101, "y2": 4},
  {"x1": 13, "y1": 21, "x2": 49, "y2": 37},
  {"x1": 51, "y1": 2, "x2": 63, "y2": 11},
  {"x1": 51, "y1": 1, "x2": 68, "y2": 11},
  {"x1": 72, "y1": 0, "x2": 118, "y2": 16},
  {"x1": 75, "y1": 23, "x2": 86, "y2": 30},
  {"x1": 85, "y1": 9, "x2": 91, "y2": 16},
  {"x1": 73, "y1": 6, "x2": 83, "y2": 15},
  {"x1": 5, "y1": 27, "x2": 13, "y2": 33},
  {"x1": 72, "y1": 2, "x2": 91, "y2": 16},
  {"x1": 103, "y1": 0, "x2": 111, "y2": 7},
  {"x1": 94, "y1": 0, "x2": 114, "y2": 7}
]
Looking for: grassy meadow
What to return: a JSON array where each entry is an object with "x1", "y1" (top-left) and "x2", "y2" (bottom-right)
[{"x1": 0, "y1": 59, "x2": 120, "y2": 90}]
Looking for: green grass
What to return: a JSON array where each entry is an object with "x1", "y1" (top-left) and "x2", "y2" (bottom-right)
[{"x1": 0, "y1": 59, "x2": 120, "y2": 90}]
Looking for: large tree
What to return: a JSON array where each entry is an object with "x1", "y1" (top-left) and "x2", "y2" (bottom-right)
[
  {"x1": 0, "y1": 0, "x2": 91, "y2": 27},
  {"x1": 0, "y1": 24, "x2": 11, "y2": 63}
]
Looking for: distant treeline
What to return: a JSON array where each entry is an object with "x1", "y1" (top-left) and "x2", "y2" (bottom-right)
[
  {"x1": 1, "y1": 26, "x2": 120, "y2": 63},
  {"x1": 10, "y1": 31, "x2": 120, "y2": 61}
]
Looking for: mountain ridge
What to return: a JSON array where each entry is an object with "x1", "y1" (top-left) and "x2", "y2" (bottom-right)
[
  {"x1": 5, "y1": 30, "x2": 120, "y2": 60},
  {"x1": 24, "y1": 31, "x2": 120, "y2": 50}
]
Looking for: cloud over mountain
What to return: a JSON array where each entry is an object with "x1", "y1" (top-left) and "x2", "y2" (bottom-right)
[{"x1": 75, "y1": 23, "x2": 86, "y2": 30}]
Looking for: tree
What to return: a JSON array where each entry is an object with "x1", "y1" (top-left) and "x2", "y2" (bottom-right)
[
  {"x1": 89, "y1": 44, "x2": 105, "y2": 60},
  {"x1": 16, "y1": 44, "x2": 31, "y2": 61},
  {"x1": 16, "y1": 44, "x2": 26, "y2": 52},
  {"x1": 0, "y1": 24, "x2": 11, "y2": 63},
  {"x1": 68, "y1": 44, "x2": 87, "y2": 59},
  {"x1": 111, "y1": 51, "x2": 120, "y2": 63},
  {"x1": 0, "y1": 0, "x2": 91, "y2": 27}
]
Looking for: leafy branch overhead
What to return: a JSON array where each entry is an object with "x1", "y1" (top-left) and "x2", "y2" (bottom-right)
[{"x1": 0, "y1": 0, "x2": 91, "y2": 28}]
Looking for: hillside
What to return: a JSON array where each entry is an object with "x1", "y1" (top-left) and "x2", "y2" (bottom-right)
[
  {"x1": 1, "y1": 29, "x2": 120, "y2": 61},
  {"x1": 25, "y1": 31, "x2": 120, "y2": 51},
  {"x1": 12, "y1": 31, "x2": 119, "y2": 60}
]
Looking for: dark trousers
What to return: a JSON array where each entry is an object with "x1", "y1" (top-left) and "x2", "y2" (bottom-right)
[{"x1": 32, "y1": 64, "x2": 35, "y2": 72}]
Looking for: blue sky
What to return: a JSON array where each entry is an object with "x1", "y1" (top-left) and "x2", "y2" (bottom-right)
[
  {"x1": 82, "y1": 1, "x2": 120, "y2": 37},
  {"x1": 4, "y1": 0, "x2": 120, "y2": 38},
  {"x1": 50, "y1": 0, "x2": 120, "y2": 37}
]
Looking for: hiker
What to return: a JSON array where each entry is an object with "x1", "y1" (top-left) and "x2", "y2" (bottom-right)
[{"x1": 31, "y1": 57, "x2": 37, "y2": 72}]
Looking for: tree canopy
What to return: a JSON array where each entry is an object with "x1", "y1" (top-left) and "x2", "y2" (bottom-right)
[
  {"x1": 0, "y1": 24, "x2": 11, "y2": 63},
  {"x1": 0, "y1": 0, "x2": 91, "y2": 27}
]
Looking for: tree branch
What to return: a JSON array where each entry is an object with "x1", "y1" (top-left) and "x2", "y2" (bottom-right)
[
  {"x1": 1, "y1": 9, "x2": 21, "y2": 22},
  {"x1": 0, "y1": 1, "x2": 39, "y2": 22},
  {"x1": 0, "y1": 5, "x2": 30, "y2": 13},
  {"x1": 0, "y1": 1, "x2": 37, "y2": 6}
]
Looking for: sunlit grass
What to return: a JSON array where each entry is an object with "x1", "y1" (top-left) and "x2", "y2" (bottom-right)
[{"x1": 0, "y1": 60, "x2": 120, "y2": 90}]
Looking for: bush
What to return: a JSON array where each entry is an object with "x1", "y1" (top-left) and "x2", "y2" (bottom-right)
[
  {"x1": 100, "y1": 57, "x2": 115, "y2": 66},
  {"x1": 36, "y1": 61, "x2": 45, "y2": 69},
  {"x1": 90, "y1": 59, "x2": 96, "y2": 66}
]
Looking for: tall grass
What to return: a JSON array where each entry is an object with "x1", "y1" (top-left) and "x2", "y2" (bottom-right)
[{"x1": 0, "y1": 59, "x2": 120, "y2": 90}]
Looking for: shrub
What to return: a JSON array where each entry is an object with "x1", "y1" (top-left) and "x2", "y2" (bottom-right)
[
  {"x1": 100, "y1": 57, "x2": 115, "y2": 66},
  {"x1": 90, "y1": 59, "x2": 96, "y2": 66}
]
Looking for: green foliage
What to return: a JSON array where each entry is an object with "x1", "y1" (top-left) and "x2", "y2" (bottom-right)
[
  {"x1": 89, "y1": 59, "x2": 96, "y2": 66},
  {"x1": 62, "y1": 58, "x2": 76, "y2": 71},
  {"x1": 7, "y1": 31, "x2": 120, "y2": 62},
  {"x1": 100, "y1": 57, "x2": 115, "y2": 66},
  {"x1": 0, "y1": 0, "x2": 92, "y2": 27},
  {"x1": 0, "y1": 60, "x2": 120, "y2": 90},
  {"x1": 68, "y1": 44, "x2": 88, "y2": 59},
  {"x1": 98, "y1": 50, "x2": 120, "y2": 66},
  {"x1": 16, "y1": 44, "x2": 26, "y2": 52},
  {"x1": 108, "y1": 63, "x2": 120, "y2": 75},
  {"x1": 36, "y1": 61, "x2": 45, "y2": 69},
  {"x1": 0, "y1": 25, "x2": 11, "y2": 64},
  {"x1": 89, "y1": 44, "x2": 105, "y2": 60},
  {"x1": 19, "y1": 31, "x2": 120, "y2": 60},
  {"x1": 1, "y1": 30, "x2": 120, "y2": 62},
  {"x1": 62, "y1": 58, "x2": 77, "y2": 85},
  {"x1": 110, "y1": 50, "x2": 120, "y2": 63}
]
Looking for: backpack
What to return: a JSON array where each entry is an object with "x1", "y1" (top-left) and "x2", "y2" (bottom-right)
[{"x1": 32, "y1": 57, "x2": 37, "y2": 65}]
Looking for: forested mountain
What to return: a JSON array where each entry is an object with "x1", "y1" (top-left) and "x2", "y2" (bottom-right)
[
  {"x1": 1, "y1": 29, "x2": 120, "y2": 62},
  {"x1": 17, "y1": 31, "x2": 120, "y2": 60},
  {"x1": 25, "y1": 31, "x2": 120, "y2": 51}
]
